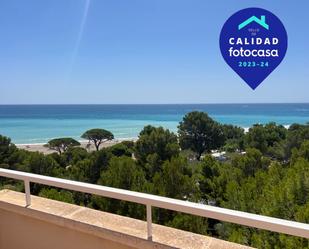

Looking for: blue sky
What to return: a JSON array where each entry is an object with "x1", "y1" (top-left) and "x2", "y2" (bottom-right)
[{"x1": 0, "y1": 0, "x2": 308, "y2": 104}]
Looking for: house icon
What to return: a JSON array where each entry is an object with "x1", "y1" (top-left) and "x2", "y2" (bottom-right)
[{"x1": 238, "y1": 15, "x2": 269, "y2": 30}]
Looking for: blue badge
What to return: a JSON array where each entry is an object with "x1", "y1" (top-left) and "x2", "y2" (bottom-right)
[{"x1": 219, "y1": 8, "x2": 288, "y2": 90}]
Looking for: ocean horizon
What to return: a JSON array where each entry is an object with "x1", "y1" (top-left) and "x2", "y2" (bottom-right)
[{"x1": 0, "y1": 103, "x2": 308, "y2": 144}]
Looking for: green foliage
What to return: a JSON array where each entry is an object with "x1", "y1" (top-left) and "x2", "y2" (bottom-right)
[
  {"x1": 88, "y1": 149, "x2": 112, "y2": 183},
  {"x1": 120, "y1": 140, "x2": 135, "y2": 149},
  {"x1": 245, "y1": 124, "x2": 268, "y2": 153},
  {"x1": 221, "y1": 124, "x2": 245, "y2": 152},
  {"x1": 45, "y1": 137, "x2": 80, "y2": 154},
  {"x1": 1, "y1": 113, "x2": 309, "y2": 248},
  {"x1": 135, "y1": 125, "x2": 179, "y2": 178},
  {"x1": 199, "y1": 154, "x2": 221, "y2": 200},
  {"x1": 287, "y1": 124, "x2": 309, "y2": 147},
  {"x1": 67, "y1": 158, "x2": 94, "y2": 182},
  {"x1": 222, "y1": 124, "x2": 245, "y2": 140},
  {"x1": 152, "y1": 156, "x2": 198, "y2": 200},
  {"x1": 150, "y1": 155, "x2": 201, "y2": 226},
  {"x1": 166, "y1": 213, "x2": 208, "y2": 235},
  {"x1": 290, "y1": 140, "x2": 309, "y2": 164},
  {"x1": 178, "y1": 112, "x2": 225, "y2": 160},
  {"x1": 98, "y1": 156, "x2": 147, "y2": 191},
  {"x1": 217, "y1": 155, "x2": 309, "y2": 248},
  {"x1": 231, "y1": 148, "x2": 270, "y2": 177},
  {"x1": 39, "y1": 188, "x2": 74, "y2": 204},
  {"x1": 81, "y1": 128, "x2": 114, "y2": 151},
  {"x1": 91, "y1": 156, "x2": 147, "y2": 219},
  {"x1": 65, "y1": 148, "x2": 112, "y2": 184},
  {"x1": 245, "y1": 123, "x2": 287, "y2": 156},
  {"x1": 264, "y1": 122, "x2": 287, "y2": 146},
  {"x1": 107, "y1": 142, "x2": 133, "y2": 157},
  {"x1": 62, "y1": 146, "x2": 88, "y2": 165},
  {"x1": 0, "y1": 135, "x2": 16, "y2": 164},
  {"x1": 25, "y1": 152, "x2": 62, "y2": 177}
]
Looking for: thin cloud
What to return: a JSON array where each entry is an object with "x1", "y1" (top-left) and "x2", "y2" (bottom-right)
[{"x1": 67, "y1": 0, "x2": 91, "y2": 81}]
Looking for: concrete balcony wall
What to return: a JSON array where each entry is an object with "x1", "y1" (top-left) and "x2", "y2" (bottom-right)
[
  {"x1": 0, "y1": 190, "x2": 253, "y2": 249},
  {"x1": 0, "y1": 207, "x2": 133, "y2": 249}
]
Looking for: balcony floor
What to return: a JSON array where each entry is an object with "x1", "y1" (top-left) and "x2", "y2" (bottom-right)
[{"x1": 0, "y1": 189, "x2": 254, "y2": 249}]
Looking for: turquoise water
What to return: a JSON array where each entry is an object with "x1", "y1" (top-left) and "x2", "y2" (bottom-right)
[{"x1": 0, "y1": 104, "x2": 308, "y2": 144}]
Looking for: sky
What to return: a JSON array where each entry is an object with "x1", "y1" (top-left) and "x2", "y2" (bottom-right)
[{"x1": 0, "y1": 0, "x2": 308, "y2": 104}]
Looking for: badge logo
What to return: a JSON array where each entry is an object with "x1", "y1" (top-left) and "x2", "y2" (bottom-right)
[{"x1": 220, "y1": 8, "x2": 288, "y2": 89}]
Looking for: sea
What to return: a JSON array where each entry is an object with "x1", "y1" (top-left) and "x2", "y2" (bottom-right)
[{"x1": 0, "y1": 104, "x2": 308, "y2": 144}]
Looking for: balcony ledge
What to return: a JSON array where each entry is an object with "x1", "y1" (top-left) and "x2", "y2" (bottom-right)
[{"x1": 0, "y1": 189, "x2": 253, "y2": 249}]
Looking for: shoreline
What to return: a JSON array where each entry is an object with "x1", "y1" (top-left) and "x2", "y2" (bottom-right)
[
  {"x1": 15, "y1": 137, "x2": 138, "y2": 146},
  {"x1": 14, "y1": 125, "x2": 291, "y2": 154},
  {"x1": 13, "y1": 125, "x2": 291, "y2": 154},
  {"x1": 16, "y1": 139, "x2": 137, "y2": 155}
]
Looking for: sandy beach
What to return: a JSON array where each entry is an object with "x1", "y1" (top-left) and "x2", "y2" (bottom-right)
[{"x1": 16, "y1": 139, "x2": 133, "y2": 154}]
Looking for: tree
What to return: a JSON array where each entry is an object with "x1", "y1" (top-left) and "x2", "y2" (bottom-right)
[
  {"x1": 152, "y1": 156, "x2": 197, "y2": 200},
  {"x1": 232, "y1": 148, "x2": 270, "y2": 177},
  {"x1": 39, "y1": 188, "x2": 74, "y2": 204},
  {"x1": 107, "y1": 142, "x2": 133, "y2": 157},
  {"x1": 222, "y1": 124, "x2": 244, "y2": 141},
  {"x1": 23, "y1": 152, "x2": 62, "y2": 194},
  {"x1": 81, "y1": 128, "x2": 114, "y2": 151},
  {"x1": 167, "y1": 213, "x2": 208, "y2": 235},
  {"x1": 25, "y1": 153, "x2": 62, "y2": 177},
  {"x1": 89, "y1": 149, "x2": 112, "y2": 183},
  {"x1": 67, "y1": 158, "x2": 94, "y2": 183},
  {"x1": 264, "y1": 122, "x2": 287, "y2": 147},
  {"x1": 134, "y1": 126, "x2": 179, "y2": 178},
  {"x1": 0, "y1": 135, "x2": 16, "y2": 164},
  {"x1": 285, "y1": 123, "x2": 309, "y2": 158},
  {"x1": 291, "y1": 140, "x2": 309, "y2": 163},
  {"x1": 98, "y1": 156, "x2": 146, "y2": 191},
  {"x1": 245, "y1": 124, "x2": 268, "y2": 153},
  {"x1": 62, "y1": 146, "x2": 88, "y2": 165},
  {"x1": 91, "y1": 156, "x2": 147, "y2": 219},
  {"x1": 178, "y1": 112, "x2": 225, "y2": 160},
  {"x1": 221, "y1": 124, "x2": 245, "y2": 152},
  {"x1": 199, "y1": 155, "x2": 220, "y2": 200},
  {"x1": 245, "y1": 123, "x2": 287, "y2": 154},
  {"x1": 45, "y1": 138, "x2": 80, "y2": 154},
  {"x1": 151, "y1": 156, "x2": 200, "y2": 225}
]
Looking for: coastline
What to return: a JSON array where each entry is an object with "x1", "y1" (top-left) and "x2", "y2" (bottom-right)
[
  {"x1": 16, "y1": 139, "x2": 136, "y2": 155},
  {"x1": 13, "y1": 125, "x2": 292, "y2": 154}
]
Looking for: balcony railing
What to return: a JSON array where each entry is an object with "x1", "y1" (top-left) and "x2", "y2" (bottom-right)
[{"x1": 0, "y1": 168, "x2": 308, "y2": 240}]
